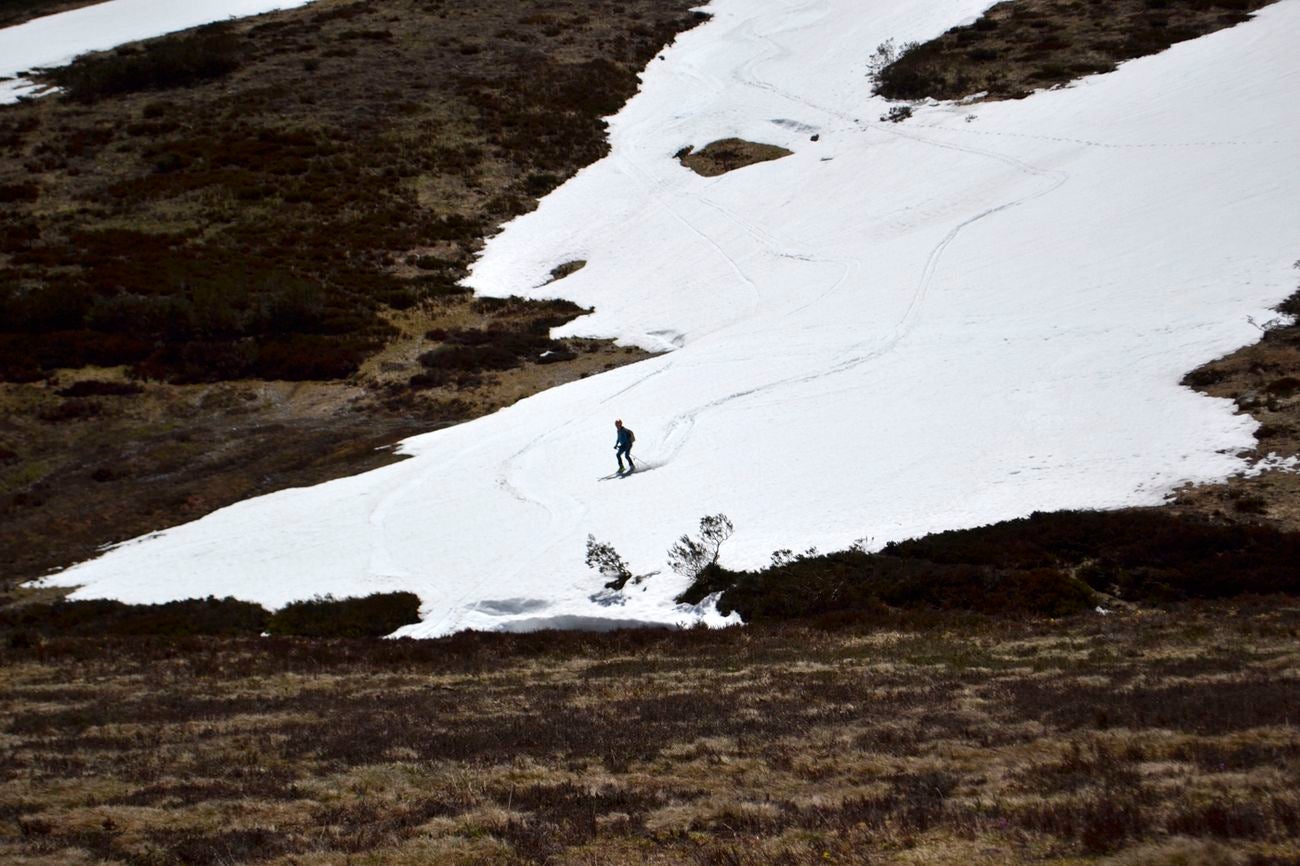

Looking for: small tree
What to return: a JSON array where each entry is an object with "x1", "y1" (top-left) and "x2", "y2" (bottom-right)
[
  {"x1": 668, "y1": 513, "x2": 734, "y2": 580},
  {"x1": 867, "y1": 39, "x2": 899, "y2": 77},
  {"x1": 585, "y1": 534, "x2": 632, "y2": 590},
  {"x1": 867, "y1": 38, "x2": 919, "y2": 80}
]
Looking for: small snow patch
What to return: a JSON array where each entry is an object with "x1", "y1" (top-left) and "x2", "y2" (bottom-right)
[{"x1": 1239, "y1": 453, "x2": 1300, "y2": 478}]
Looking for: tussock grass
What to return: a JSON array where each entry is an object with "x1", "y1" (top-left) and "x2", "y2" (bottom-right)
[{"x1": 2, "y1": 599, "x2": 1298, "y2": 863}]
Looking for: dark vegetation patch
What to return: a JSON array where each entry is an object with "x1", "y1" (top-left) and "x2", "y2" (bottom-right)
[
  {"x1": 1170, "y1": 281, "x2": 1300, "y2": 532},
  {"x1": 49, "y1": 24, "x2": 245, "y2": 101},
  {"x1": 0, "y1": 0, "x2": 104, "y2": 29},
  {"x1": 266, "y1": 591, "x2": 422, "y2": 638},
  {"x1": 1, "y1": 601, "x2": 1298, "y2": 864},
  {"x1": 1004, "y1": 675, "x2": 1300, "y2": 735},
  {"x1": 676, "y1": 138, "x2": 793, "y2": 177},
  {"x1": 1, "y1": 596, "x2": 267, "y2": 639},
  {"x1": 1, "y1": 591, "x2": 420, "y2": 640},
  {"x1": 683, "y1": 509, "x2": 1300, "y2": 621},
  {"x1": 873, "y1": 0, "x2": 1278, "y2": 102},
  {"x1": 418, "y1": 324, "x2": 571, "y2": 377}
]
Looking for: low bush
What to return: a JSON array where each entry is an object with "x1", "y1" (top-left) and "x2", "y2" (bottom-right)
[
  {"x1": 683, "y1": 510, "x2": 1300, "y2": 622},
  {"x1": 699, "y1": 555, "x2": 1094, "y2": 621},
  {"x1": 266, "y1": 592, "x2": 422, "y2": 637},
  {"x1": 0, "y1": 596, "x2": 268, "y2": 637}
]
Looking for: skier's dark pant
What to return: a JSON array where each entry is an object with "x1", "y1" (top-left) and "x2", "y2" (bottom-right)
[{"x1": 616, "y1": 445, "x2": 634, "y2": 471}]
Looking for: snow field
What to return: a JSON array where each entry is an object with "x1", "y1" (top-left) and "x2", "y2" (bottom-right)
[{"x1": 35, "y1": 0, "x2": 1300, "y2": 636}]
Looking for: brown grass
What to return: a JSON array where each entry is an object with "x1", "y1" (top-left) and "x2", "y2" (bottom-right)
[
  {"x1": 1, "y1": 598, "x2": 1298, "y2": 864},
  {"x1": 677, "y1": 138, "x2": 793, "y2": 178}
]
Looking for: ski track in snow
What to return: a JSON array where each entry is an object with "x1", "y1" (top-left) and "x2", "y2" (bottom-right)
[{"x1": 33, "y1": 0, "x2": 1300, "y2": 636}]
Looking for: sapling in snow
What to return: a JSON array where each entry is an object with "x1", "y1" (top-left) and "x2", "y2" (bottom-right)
[
  {"x1": 667, "y1": 513, "x2": 734, "y2": 580},
  {"x1": 585, "y1": 534, "x2": 632, "y2": 590}
]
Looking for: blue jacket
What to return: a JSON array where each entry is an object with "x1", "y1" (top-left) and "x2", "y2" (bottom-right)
[{"x1": 615, "y1": 427, "x2": 633, "y2": 450}]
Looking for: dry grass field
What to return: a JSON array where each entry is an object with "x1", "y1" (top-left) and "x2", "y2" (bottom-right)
[{"x1": 2, "y1": 599, "x2": 1298, "y2": 865}]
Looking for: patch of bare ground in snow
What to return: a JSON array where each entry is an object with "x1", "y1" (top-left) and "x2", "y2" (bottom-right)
[
  {"x1": 1, "y1": 600, "x2": 1298, "y2": 864},
  {"x1": 676, "y1": 138, "x2": 793, "y2": 177},
  {"x1": 873, "y1": 0, "x2": 1282, "y2": 103}
]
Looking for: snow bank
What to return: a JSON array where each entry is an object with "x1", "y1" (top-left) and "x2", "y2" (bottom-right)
[
  {"x1": 0, "y1": 0, "x2": 315, "y2": 103},
  {"x1": 37, "y1": 0, "x2": 1300, "y2": 635}
]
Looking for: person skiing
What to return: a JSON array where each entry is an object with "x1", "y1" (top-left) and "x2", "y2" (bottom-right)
[{"x1": 614, "y1": 419, "x2": 636, "y2": 474}]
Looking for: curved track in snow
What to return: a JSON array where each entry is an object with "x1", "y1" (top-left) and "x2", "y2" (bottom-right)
[{"x1": 38, "y1": 0, "x2": 1300, "y2": 636}]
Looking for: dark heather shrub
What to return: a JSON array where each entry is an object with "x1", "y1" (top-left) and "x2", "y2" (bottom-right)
[{"x1": 266, "y1": 592, "x2": 422, "y2": 637}]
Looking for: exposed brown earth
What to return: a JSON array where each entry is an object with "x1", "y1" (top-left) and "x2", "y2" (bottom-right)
[
  {"x1": 2, "y1": 600, "x2": 1298, "y2": 865},
  {"x1": 676, "y1": 138, "x2": 793, "y2": 178}
]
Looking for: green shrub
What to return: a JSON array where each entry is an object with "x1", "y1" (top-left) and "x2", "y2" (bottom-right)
[{"x1": 266, "y1": 592, "x2": 422, "y2": 637}]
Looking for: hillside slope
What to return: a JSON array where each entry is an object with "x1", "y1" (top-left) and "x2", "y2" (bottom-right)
[{"x1": 36, "y1": 0, "x2": 1300, "y2": 634}]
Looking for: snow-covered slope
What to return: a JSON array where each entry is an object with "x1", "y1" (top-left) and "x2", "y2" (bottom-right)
[
  {"x1": 37, "y1": 0, "x2": 1300, "y2": 636},
  {"x1": 0, "y1": 0, "x2": 315, "y2": 103}
]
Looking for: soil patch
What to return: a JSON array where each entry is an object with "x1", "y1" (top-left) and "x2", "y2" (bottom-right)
[{"x1": 677, "y1": 138, "x2": 793, "y2": 177}]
